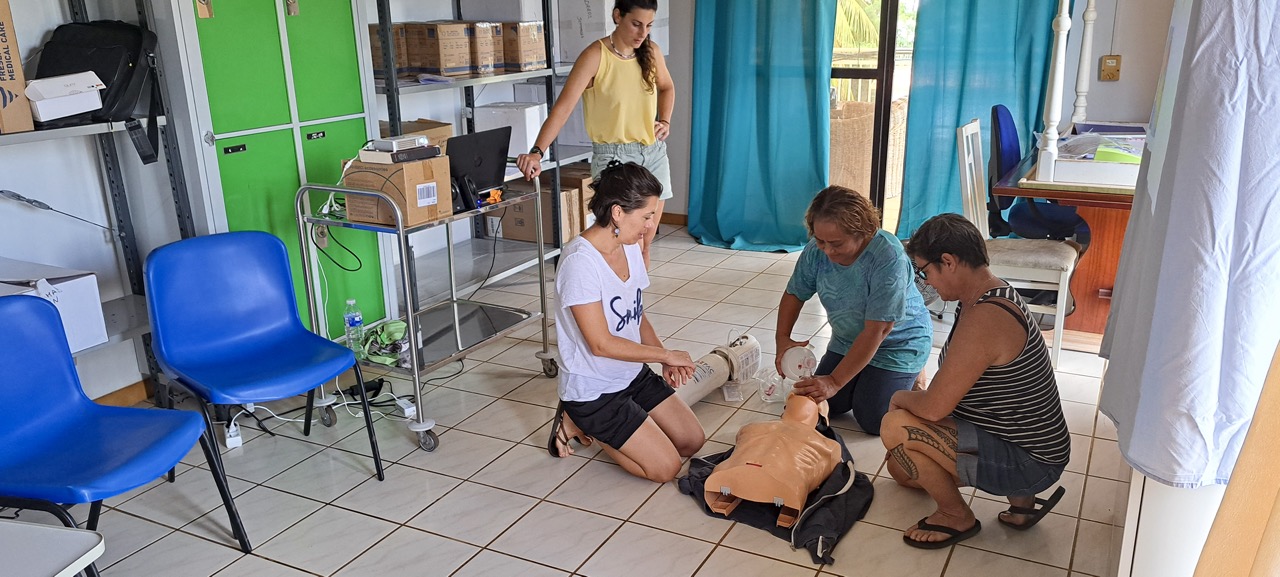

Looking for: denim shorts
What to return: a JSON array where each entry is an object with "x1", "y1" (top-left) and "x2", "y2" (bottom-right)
[
  {"x1": 591, "y1": 140, "x2": 674, "y2": 201},
  {"x1": 954, "y1": 417, "x2": 1065, "y2": 497}
]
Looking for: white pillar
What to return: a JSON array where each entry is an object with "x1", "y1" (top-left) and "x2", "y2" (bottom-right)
[
  {"x1": 1072, "y1": 0, "x2": 1098, "y2": 124},
  {"x1": 1037, "y1": 0, "x2": 1072, "y2": 182}
]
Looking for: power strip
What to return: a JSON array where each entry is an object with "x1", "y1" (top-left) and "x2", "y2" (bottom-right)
[
  {"x1": 395, "y1": 398, "x2": 417, "y2": 420},
  {"x1": 224, "y1": 421, "x2": 243, "y2": 449}
]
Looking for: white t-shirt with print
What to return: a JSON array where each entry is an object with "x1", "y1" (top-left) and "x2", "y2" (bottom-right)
[{"x1": 555, "y1": 236, "x2": 650, "y2": 402}]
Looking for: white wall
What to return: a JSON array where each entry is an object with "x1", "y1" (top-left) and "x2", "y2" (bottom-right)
[
  {"x1": 663, "y1": 0, "x2": 694, "y2": 217},
  {"x1": 1, "y1": 0, "x2": 179, "y2": 399},
  {"x1": 1059, "y1": 0, "x2": 1175, "y2": 129}
]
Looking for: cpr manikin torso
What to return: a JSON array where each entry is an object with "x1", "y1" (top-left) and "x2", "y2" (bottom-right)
[{"x1": 704, "y1": 393, "x2": 843, "y2": 527}]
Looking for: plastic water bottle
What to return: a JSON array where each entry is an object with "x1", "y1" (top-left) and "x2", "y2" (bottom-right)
[{"x1": 343, "y1": 299, "x2": 364, "y2": 359}]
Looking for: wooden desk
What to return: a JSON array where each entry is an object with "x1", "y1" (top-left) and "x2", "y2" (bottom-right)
[
  {"x1": 0, "y1": 519, "x2": 105, "y2": 577},
  {"x1": 993, "y1": 156, "x2": 1134, "y2": 334}
]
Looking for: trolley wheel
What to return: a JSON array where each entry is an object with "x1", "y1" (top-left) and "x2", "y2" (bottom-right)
[
  {"x1": 541, "y1": 358, "x2": 559, "y2": 378},
  {"x1": 417, "y1": 430, "x2": 440, "y2": 452},
  {"x1": 320, "y1": 405, "x2": 337, "y2": 428}
]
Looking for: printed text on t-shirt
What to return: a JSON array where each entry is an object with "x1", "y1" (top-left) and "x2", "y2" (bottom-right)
[{"x1": 610, "y1": 288, "x2": 644, "y2": 332}]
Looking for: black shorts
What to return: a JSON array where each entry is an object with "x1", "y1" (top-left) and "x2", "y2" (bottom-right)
[{"x1": 563, "y1": 365, "x2": 674, "y2": 450}]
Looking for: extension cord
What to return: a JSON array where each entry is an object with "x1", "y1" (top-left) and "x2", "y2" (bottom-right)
[{"x1": 395, "y1": 398, "x2": 417, "y2": 420}]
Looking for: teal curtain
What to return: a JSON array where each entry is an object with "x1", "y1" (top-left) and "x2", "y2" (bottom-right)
[
  {"x1": 897, "y1": 0, "x2": 1059, "y2": 237},
  {"x1": 688, "y1": 0, "x2": 836, "y2": 252}
]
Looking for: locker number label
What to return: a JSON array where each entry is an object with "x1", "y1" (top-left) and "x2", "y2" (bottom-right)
[
  {"x1": 223, "y1": 144, "x2": 247, "y2": 155},
  {"x1": 306, "y1": 131, "x2": 326, "y2": 140}
]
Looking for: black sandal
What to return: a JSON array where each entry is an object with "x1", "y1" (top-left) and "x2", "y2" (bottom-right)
[
  {"x1": 546, "y1": 403, "x2": 591, "y2": 458},
  {"x1": 998, "y1": 486, "x2": 1066, "y2": 530},
  {"x1": 902, "y1": 518, "x2": 982, "y2": 549}
]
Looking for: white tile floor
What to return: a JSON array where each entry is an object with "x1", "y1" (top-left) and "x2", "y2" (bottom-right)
[{"x1": 33, "y1": 227, "x2": 1131, "y2": 576}]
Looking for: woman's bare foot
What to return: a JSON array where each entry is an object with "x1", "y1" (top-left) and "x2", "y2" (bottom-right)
[
  {"x1": 549, "y1": 410, "x2": 593, "y2": 458},
  {"x1": 903, "y1": 508, "x2": 977, "y2": 545}
]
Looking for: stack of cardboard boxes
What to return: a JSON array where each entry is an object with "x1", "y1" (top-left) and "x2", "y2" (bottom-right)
[
  {"x1": 368, "y1": 20, "x2": 545, "y2": 77},
  {"x1": 494, "y1": 161, "x2": 594, "y2": 244}
]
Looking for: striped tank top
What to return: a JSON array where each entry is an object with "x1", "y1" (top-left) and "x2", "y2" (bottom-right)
[{"x1": 941, "y1": 286, "x2": 1071, "y2": 465}]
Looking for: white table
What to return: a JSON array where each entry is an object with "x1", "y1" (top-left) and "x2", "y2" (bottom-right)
[{"x1": 0, "y1": 519, "x2": 105, "y2": 577}]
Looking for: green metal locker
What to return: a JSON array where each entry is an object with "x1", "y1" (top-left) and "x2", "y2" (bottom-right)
[
  {"x1": 299, "y1": 118, "x2": 385, "y2": 337},
  {"x1": 194, "y1": 0, "x2": 291, "y2": 133},
  {"x1": 286, "y1": 2, "x2": 365, "y2": 121}
]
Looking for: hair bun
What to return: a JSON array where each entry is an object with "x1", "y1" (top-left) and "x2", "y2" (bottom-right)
[{"x1": 606, "y1": 159, "x2": 624, "y2": 169}]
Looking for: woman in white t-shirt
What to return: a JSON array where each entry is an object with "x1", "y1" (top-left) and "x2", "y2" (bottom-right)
[{"x1": 550, "y1": 161, "x2": 705, "y2": 482}]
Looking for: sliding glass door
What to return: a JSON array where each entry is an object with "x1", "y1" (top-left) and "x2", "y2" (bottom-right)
[{"x1": 830, "y1": 0, "x2": 917, "y2": 233}]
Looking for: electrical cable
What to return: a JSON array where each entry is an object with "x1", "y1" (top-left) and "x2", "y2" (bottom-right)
[{"x1": 467, "y1": 206, "x2": 508, "y2": 301}]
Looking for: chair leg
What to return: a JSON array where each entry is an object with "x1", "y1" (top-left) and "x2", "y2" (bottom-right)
[
  {"x1": 1051, "y1": 272, "x2": 1069, "y2": 368},
  {"x1": 303, "y1": 388, "x2": 316, "y2": 437},
  {"x1": 197, "y1": 402, "x2": 230, "y2": 474},
  {"x1": 85, "y1": 501, "x2": 103, "y2": 531},
  {"x1": 198, "y1": 431, "x2": 252, "y2": 553},
  {"x1": 0, "y1": 496, "x2": 78, "y2": 528},
  {"x1": 352, "y1": 363, "x2": 386, "y2": 481}
]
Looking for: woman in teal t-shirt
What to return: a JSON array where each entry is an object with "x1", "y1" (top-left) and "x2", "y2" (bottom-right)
[{"x1": 776, "y1": 186, "x2": 933, "y2": 435}]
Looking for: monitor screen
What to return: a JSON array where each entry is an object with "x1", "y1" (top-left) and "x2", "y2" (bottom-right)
[{"x1": 446, "y1": 126, "x2": 512, "y2": 195}]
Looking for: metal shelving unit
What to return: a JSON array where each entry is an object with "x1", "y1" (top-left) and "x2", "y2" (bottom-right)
[
  {"x1": 360, "y1": 0, "x2": 590, "y2": 453},
  {"x1": 3, "y1": 0, "x2": 196, "y2": 387},
  {"x1": 296, "y1": 183, "x2": 557, "y2": 452}
]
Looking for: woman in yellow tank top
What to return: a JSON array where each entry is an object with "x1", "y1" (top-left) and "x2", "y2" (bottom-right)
[{"x1": 515, "y1": 0, "x2": 675, "y2": 268}]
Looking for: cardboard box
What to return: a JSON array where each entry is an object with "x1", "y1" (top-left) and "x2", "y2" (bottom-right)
[
  {"x1": 0, "y1": 0, "x2": 35, "y2": 134},
  {"x1": 379, "y1": 117, "x2": 453, "y2": 152},
  {"x1": 464, "y1": 21, "x2": 499, "y2": 75},
  {"x1": 474, "y1": 101, "x2": 547, "y2": 159},
  {"x1": 496, "y1": 180, "x2": 579, "y2": 243},
  {"x1": 368, "y1": 23, "x2": 409, "y2": 72},
  {"x1": 25, "y1": 71, "x2": 105, "y2": 122},
  {"x1": 461, "y1": 0, "x2": 543, "y2": 22},
  {"x1": 0, "y1": 257, "x2": 108, "y2": 353},
  {"x1": 502, "y1": 22, "x2": 547, "y2": 71},
  {"x1": 405, "y1": 21, "x2": 471, "y2": 76},
  {"x1": 343, "y1": 156, "x2": 453, "y2": 227},
  {"x1": 557, "y1": 0, "x2": 669, "y2": 62},
  {"x1": 491, "y1": 24, "x2": 505, "y2": 70},
  {"x1": 513, "y1": 80, "x2": 591, "y2": 147},
  {"x1": 557, "y1": 161, "x2": 596, "y2": 230}
]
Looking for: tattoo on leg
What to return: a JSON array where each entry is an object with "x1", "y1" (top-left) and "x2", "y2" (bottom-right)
[
  {"x1": 924, "y1": 424, "x2": 959, "y2": 452},
  {"x1": 905, "y1": 426, "x2": 956, "y2": 461},
  {"x1": 889, "y1": 443, "x2": 919, "y2": 480}
]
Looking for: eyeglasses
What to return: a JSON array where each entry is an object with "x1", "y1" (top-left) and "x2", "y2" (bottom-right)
[{"x1": 913, "y1": 261, "x2": 937, "y2": 282}]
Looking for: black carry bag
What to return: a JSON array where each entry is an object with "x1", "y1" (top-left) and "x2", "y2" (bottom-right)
[{"x1": 33, "y1": 20, "x2": 162, "y2": 164}]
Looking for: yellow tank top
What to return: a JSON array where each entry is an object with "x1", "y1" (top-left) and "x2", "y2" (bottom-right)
[{"x1": 582, "y1": 39, "x2": 658, "y2": 145}]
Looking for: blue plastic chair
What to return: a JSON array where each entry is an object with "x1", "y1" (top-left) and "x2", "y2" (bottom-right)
[
  {"x1": 987, "y1": 104, "x2": 1091, "y2": 249},
  {"x1": 0, "y1": 295, "x2": 241, "y2": 577},
  {"x1": 145, "y1": 231, "x2": 384, "y2": 552}
]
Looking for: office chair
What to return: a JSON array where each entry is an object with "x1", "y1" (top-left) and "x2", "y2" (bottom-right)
[
  {"x1": 988, "y1": 104, "x2": 1091, "y2": 250},
  {"x1": 145, "y1": 231, "x2": 384, "y2": 552},
  {"x1": 959, "y1": 119, "x2": 1076, "y2": 366},
  {"x1": 0, "y1": 295, "x2": 242, "y2": 577}
]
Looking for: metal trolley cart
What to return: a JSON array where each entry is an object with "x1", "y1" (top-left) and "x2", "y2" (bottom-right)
[{"x1": 295, "y1": 182, "x2": 558, "y2": 452}]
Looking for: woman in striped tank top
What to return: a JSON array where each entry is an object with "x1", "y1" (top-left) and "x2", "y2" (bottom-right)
[{"x1": 881, "y1": 214, "x2": 1071, "y2": 549}]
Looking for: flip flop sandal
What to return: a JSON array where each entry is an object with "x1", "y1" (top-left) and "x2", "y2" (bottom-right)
[
  {"x1": 902, "y1": 518, "x2": 982, "y2": 549},
  {"x1": 998, "y1": 486, "x2": 1067, "y2": 531}
]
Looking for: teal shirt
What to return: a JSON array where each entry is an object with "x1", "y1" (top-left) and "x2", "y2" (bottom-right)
[{"x1": 785, "y1": 230, "x2": 932, "y2": 373}]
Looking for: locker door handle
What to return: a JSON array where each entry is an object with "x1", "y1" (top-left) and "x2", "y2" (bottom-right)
[
  {"x1": 285, "y1": 0, "x2": 299, "y2": 16},
  {"x1": 196, "y1": 0, "x2": 214, "y2": 19}
]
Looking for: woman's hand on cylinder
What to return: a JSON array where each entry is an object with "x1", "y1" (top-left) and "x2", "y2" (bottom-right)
[
  {"x1": 515, "y1": 153, "x2": 543, "y2": 180},
  {"x1": 774, "y1": 338, "x2": 810, "y2": 375},
  {"x1": 793, "y1": 374, "x2": 840, "y2": 403},
  {"x1": 662, "y1": 349, "x2": 695, "y2": 388}
]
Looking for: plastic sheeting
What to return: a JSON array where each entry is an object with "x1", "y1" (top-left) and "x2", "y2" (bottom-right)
[{"x1": 1100, "y1": 0, "x2": 1280, "y2": 488}]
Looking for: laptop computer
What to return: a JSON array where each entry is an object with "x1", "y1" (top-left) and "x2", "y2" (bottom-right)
[{"x1": 446, "y1": 126, "x2": 512, "y2": 213}]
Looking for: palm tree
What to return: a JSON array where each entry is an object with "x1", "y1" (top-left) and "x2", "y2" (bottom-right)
[{"x1": 832, "y1": 0, "x2": 880, "y2": 101}]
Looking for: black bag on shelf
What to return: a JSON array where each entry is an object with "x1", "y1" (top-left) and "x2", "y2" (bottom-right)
[{"x1": 33, "y1": 20, "x2": 161, "y2": 164}]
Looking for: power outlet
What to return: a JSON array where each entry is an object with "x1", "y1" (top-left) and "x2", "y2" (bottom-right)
[
  {"x1": 1099, "y1": 54, "x2": 1122, "y2": 81},
  {"x1": 224, "y1": 421, "x2": 243, "y2": 449},
  {"x1": 315, "y1": 225, "x2": 330, "y2": 249}
]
